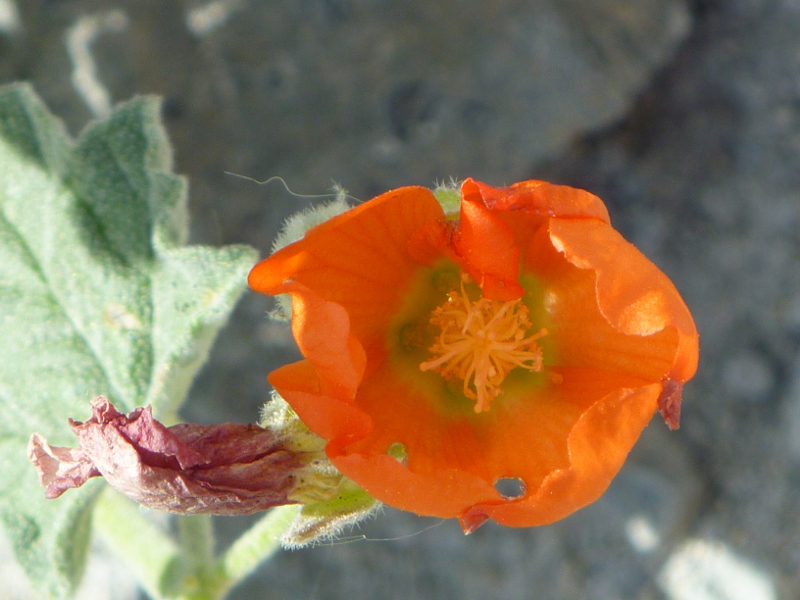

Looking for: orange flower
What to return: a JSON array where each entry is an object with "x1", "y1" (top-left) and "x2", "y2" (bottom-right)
[{"x1": 248, "y1": 178, "x2": 698, "y2": 533}]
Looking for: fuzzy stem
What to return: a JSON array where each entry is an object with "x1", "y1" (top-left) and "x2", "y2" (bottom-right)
[
  {"x1": 216, "y1": 505, "x2": 300, "y2": 590},
  {"x1": 176, "y1": 514, "x2": 227, "y2": 600},
  {"x1": 93, "y1": 487, "x2": 183, "y2": 600},
  {"x1": 94, "y1": 489, "x2": 298, "y2": 599}
]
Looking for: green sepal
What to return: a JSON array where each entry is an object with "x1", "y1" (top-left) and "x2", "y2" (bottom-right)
[
  {"x1": 432, "y1": 182, "x2": 462, "y2": 216},
  {"x1": 281, "y1": 480, "x2": 381, "y2": 549}
]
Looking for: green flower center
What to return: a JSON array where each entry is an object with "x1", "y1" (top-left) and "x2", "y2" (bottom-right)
[{"x1": 389, "y1": 262, "x2": 552, "y2": 414}]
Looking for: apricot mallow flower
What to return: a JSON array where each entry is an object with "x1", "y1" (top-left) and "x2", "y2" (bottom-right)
[{"x1": 248, "y1": 178, "x2": 698, "y2": 533}]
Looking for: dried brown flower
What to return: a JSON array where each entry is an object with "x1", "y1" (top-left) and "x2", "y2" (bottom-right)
[{"x1": 29, "y1": 396, "x2": 304, "y2": 515}]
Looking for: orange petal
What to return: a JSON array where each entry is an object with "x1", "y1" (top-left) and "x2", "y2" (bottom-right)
[
  {"x1": 523, "y1": 224, "x2": 680, "y2": 383},
  {"x1": 343, "y1": 362, "x2": 492, "y2": 478},
  {"x1": 472, "y1": 367, "x2": 645, "y2": 499},
  {"x1": 326, "y1": 364, "x2": 656, "y2": 526},
  {"x1": 451, "y1": 179, "x2": 524, "y2": 300},
  {"x1": 248, "y1": 186, "x2": 445, "y2": 361},
  {"x1": 256, "y1": 177, "x2": 698, "y2": 530},
  {"x1": 476, "y1": 382, "x2": 660, "y2": 527},
  {"x1": 265, "y1": 281, "x2": 371, "y2": 441},
  {"x1": 548, "y1": 219, "x2": 699, "y2": 383},
  {"x1": 268, "y1": 361, "x2": 371, "y2": 443},
  {"x1": 331, "y1": 451, "x2": 497, "y2": 519},
  {"x1": 324, "y1": 361, "x2": 501, "y2": 517},
  {"x1": 278, "y1": 281, "x2": 366, "y2": 400},
  {"x1": 463, "y1": 177, "x2": 611, "y2": 223}
]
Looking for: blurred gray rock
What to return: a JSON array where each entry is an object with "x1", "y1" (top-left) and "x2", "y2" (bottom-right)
[
  {"x1": 0, "y1": 0, "x2": 692, "y2": 433},
  {"x1": 541, "y1": 2, "x2": 800, "y2": 597},
  {"x1": 13, "y1": 0, "x2": 800, "y2": 599},
  {"x1": 7, "y1": 0, "x2": 689, "y2": 248}
]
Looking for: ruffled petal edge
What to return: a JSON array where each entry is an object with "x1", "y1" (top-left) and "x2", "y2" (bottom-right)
[{"x1": 549, "y1": 218, "x2": 699, "y2": 385}]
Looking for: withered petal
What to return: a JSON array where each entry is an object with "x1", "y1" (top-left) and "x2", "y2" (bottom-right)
[
  {"x1": 657, "y1": 378, "x2": 683, "y2": 431},
  {"x1": 30, "y1": 397, "x2": 305, "y2": 515},
  {"x1": 28, "y1": 432, "x2": 100, "y2": 499}
]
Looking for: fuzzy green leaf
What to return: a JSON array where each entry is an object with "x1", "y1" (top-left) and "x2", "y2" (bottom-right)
[{"x1": 0, "y1": 83, "x2": 258, "y2": 599}]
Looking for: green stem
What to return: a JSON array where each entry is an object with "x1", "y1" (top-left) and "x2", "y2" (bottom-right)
[
  {"x1": 94, "y1": 488, "x2": 299, "y2": 600},
  {"x1": 176, "y1": 514, "x2": 225, "y2": 600},
  {"x1": 215, "y1": 505, "x2": 301, "y2": 591},
  {"x1": 93, "y1": 487, "x2": 183, "y2": 600},
  {"x1": 178, "y1": 514, "x2": 215, "y2": 570}
]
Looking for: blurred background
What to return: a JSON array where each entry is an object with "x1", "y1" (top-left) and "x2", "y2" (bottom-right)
[{"x1": 1, "y1": 0, "x2": 798, "y2": 599}]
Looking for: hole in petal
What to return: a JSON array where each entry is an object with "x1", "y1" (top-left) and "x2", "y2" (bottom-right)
[
  {"x1": 387, "y1": 442, "x2": 408, "y2": 465},
  {"x1": 494, "y1": 477, "x2": 526, "y2": 499}
]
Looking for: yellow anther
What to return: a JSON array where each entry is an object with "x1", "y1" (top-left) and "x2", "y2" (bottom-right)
[{"x1": 420, "y1": 274, "x2": 546, "y2": 413}]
